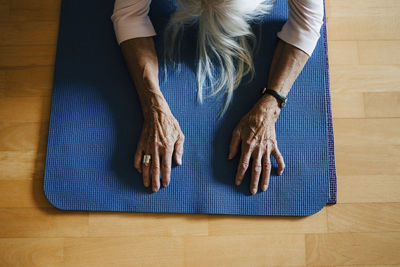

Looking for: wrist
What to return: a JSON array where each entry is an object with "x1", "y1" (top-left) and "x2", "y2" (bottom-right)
[
  {"x1": 138, "y1": 67, "x2": 172, "y2": 118},
  {"x1": 257, "y1": 94, "x2": 281, "y2": 120},
  {"x1": 141, "y1": 89, "x2": 173, "y2": 118},
  {"x1": 141, "y1": 93, "x2": 171, "y2": 118}
]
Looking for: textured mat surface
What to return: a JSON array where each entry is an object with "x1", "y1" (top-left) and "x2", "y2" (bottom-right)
[{"x1": 44, "y1": 0, "x2": 337, "y2": 215}]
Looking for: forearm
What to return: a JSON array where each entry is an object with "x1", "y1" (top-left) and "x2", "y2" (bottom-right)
[
  {"x1": 259, "y1": 39, "x2": 310, "y2": 115},
  {"x1": 267, "y1": 39, "x2": 309, "y2": 95},
  {"x1": 120, "y1": 37, "x2": 171, "y2": 118}
]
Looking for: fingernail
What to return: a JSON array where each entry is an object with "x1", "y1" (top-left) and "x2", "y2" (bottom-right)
[
  {"x1": 235, "y1": 180, "x2": 240, "y2": 186},
  {"x1": 262, "y1": 185, "x2": 268, "y2": 191},
  {"x1": 251, "y1": 188, "x2": 257, "y2": 194},
  {"x1": 228, "y1": 153, "x2": 232, "y2": 159},
  {"x1": 144, "y1": 181, "x2": 149, "y2": 187},
  {"x1": 163, "y1": 181, "x2": 168, "y2": 187},
  {"x1": 152, "y1": 186, "x2": 158, "y2": 192}
]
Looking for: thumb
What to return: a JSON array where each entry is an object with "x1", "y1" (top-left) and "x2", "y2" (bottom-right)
[
  {"x1": 173, "y1": 135, "x2": 184, "y2": 165},
  {"x1": 272, "y1": 146, "x2": 285, "y2": 175}
]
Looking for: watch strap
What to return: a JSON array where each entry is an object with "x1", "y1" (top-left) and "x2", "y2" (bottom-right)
[{"x1": 260, "y1": 88, "x2": 287, "y2": 108}]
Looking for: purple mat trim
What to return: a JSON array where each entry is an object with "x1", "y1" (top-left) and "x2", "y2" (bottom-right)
[{"x1": 322, "y1": 2, "x2": 337, "y2": 204}]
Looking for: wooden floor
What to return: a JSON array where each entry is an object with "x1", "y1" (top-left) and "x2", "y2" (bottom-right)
[{"x1": 0, "y1": 0, "x2": 399, "y2": 266}]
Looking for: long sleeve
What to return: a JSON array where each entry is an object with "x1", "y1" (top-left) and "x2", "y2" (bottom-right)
[
  {"x1": 111, "y1": 0, "x2": 156, "y2": 45},
  {"x1": 277, "y1": 0, "x2": 324, "y2": 56}
]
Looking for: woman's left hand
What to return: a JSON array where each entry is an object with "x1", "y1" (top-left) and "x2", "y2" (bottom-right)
[{"x1": 228, "y1": 95, "x2": 285, "y2": 194}]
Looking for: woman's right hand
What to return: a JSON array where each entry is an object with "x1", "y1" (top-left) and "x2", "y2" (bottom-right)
[
  {"x1": 134, "y1": 105, "x2": 185, "y2": 192},
  {"x1": 119, "y1": 36, "x2": 184, "y2": 192}
]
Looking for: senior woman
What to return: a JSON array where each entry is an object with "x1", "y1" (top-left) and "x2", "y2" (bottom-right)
[{"x1": 111, "y1": 0, "x2": 324, "y2": 194}]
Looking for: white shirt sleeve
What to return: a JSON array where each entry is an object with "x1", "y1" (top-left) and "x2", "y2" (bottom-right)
[
  {"x1": 277, "y1": 0, "x2": 324, "y2": 56},
  {"x1": 111, "y1": 0, "x2": 324, "y2": 54},
  {"x1": 111, "y1": 0, "x2": 156, "y2": 45}
]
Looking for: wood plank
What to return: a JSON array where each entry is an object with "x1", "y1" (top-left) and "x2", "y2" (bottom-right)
[
  {"x1": 0, "y1": 238, "x2": 63, "y2": 267},
  {"x1": 326, "y1": 0, "x2": 400, "y2": 17},
  {"x1": 330, "y1": 65, "x2": 400, "y2": 94},
  {"x1": 0, "y1": 21, "x2": 58, "y2": 46},
  {"x1": 0, "y1": 180, "x2": 52, "y2": 208},
  {"x1": 306, "y1": 232, "x2": 400, "y2": 265},
  {"x1": 0, "y1": 97, "x2": 51, "y2": 123},
  {"x1": 0, "y1": 0, "x2": 399, "y2": 266},
  {"x1": 0, "y1": 46, "x2": 55, "y2": 67},
  {"x1": 63, "y1": 237, "x2": 184, "y2": 267},
  {"x1": 327, "y1": 41, "x2": 359, "y2": 65},
  {"x1": 325, "y1": 266, "x2": 400, "y2": 267},
  {"x1": 0, "y1": 66, "x2": 53, "y2": 97},
  {"x1": 327, "y1": 16, "x2": 400, "y2": 41},
  {"x1": 324, "y1": 0, "x2": 331, "y2": 18},
  {"x1": 331, "y1": 92, "x2": 365, "y2": 118},
  {"x1": 327, "y1": 203, "x2": 400, "y2": 232},
  {"x1": 184, "y1": 235, "x2": 305, "y2": 267},
  {"x1": 0, "y1": 0, "x2": 9, "y2": 22},
  {"x1": 7, "y1": 0, "x2": 61, "y2": 22},
  {"x1": 333, "y1": 118, "x2": 400, "y2": 201},
  {"x1": 0, "y1": 70, "x2": 5, "y2": 96},
  {"x1": 88, "y1": 213, "x2": 208, "y2": 237},
  {"x1": 333, "y1": 118, "x2": 400, "y2": 146},
  {"x1": 0, "y1": 208, "x2": 88, "y2": 237},
  {"x1": 359, "y1": 41, "x2": 400, "y2": 65},
  {"x1": 0, "y1": 122, "x2": 47, "y2": 151},
  {"x1": 338, "y1": 175, "x2": 400, "y2": 203},
  {"x1": 335, "y1": 144, "x2": 400, "y2": 176},
  {"x1": 0, "y1": 151, "x2": 45, "y2": 180},
  {"x1": 208, "y1": 209, "x2": 327, "y2": 235},
  {"x1": 364, "y1": 92, "x2": 400, "y2": 118}
]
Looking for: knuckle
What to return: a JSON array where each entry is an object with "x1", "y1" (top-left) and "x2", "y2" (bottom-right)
[
  {"x1": 152, "y1": 161, "x2": 160, "y2": 169},
  {"x1": 160, "y1": 144, "x2": 169, "y2": 152},
  {"x1": 162, "y1": 161, "x2": 170, "y2": 169},
  {"x1": 263, "y1": 161, "x2": 271, "y2": 168},
  {"x1": 265, "y1": 141, "x2": 271, "y2": 149},
  {"x1": 240, "y1": 161, "x2": 250, "y2": 169},
  {"x1": 254, "y1": 165, "x2": 262, "y2": 173}
]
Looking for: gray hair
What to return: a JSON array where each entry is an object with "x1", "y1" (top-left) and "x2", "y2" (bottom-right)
[{"x1": 163, "y1": 0, "x2": 275, "y2": 118}]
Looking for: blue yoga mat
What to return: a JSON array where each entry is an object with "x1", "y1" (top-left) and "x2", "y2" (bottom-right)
[{"x1": 44, "y1": 0, "x2": 337, "y2": 216}]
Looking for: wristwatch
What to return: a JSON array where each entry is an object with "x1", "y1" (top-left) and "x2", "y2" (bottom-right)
[{"x1": 260, "y1": 87, "x2": 287, "y2": 108}]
